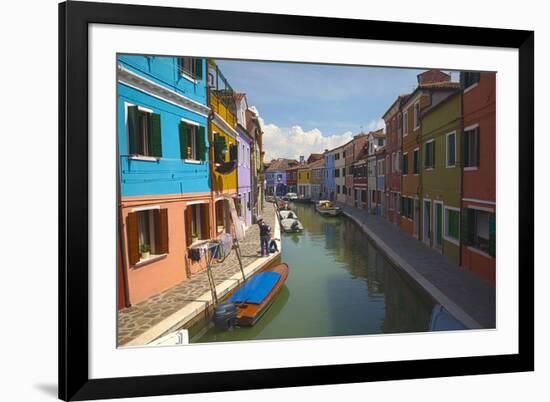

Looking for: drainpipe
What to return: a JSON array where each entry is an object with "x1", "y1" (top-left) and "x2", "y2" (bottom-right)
[
  {"x1": 117, "y1": 143, "x2": 130, "y2": 308},
  {"x1": 207, "y1": 80, "x2": 216, "y2": 239}
]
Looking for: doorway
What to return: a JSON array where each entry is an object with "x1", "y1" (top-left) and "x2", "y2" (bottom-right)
[
  {"x1": 434, "y1": 202, "x2": 443, "y2": 250},
  {"x1": 423, "y1": 200, "x2": 432, "y2": 245}
]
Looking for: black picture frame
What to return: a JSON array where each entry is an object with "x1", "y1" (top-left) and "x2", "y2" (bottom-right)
[{"x1": 59, "y1": 1, "x2": 534, "y2": 400}]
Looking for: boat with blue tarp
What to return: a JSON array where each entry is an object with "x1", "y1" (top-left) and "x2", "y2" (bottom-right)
[{"x1": 214, "y1": 263, "x2": 289, "y2": 328}]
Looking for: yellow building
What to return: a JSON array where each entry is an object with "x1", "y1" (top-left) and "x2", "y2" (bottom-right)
[
  {"x1": 208, "y1": 60, "x2": 239, "y2": 234},
  {"x1": 297, "y1": 165, "x2": 311, "y2": 199}
]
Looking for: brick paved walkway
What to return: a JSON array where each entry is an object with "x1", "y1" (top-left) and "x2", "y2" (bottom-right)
[
  {"x1": 336, "y1": 202, "x2": 496, "y2": 328},
  {"x1": 117, "y1": 203, "x2": 277, "y2": 346}
]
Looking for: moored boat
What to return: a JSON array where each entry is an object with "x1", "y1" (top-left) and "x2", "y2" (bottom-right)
[
  {"x1": 315, "y1": 200, "x2": 342, "y2": 216},
  {"x1": 214, "y1": 263, "x2": 290, "y2": 328},
  {"x1": 279, "y1": 210, "x2": 298, "y2": 220},
  {"x1": 281, "y1": 218, "x2": 304, "y2": 232}
]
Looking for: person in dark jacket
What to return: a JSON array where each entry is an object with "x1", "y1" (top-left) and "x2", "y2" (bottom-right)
[{"x1": 258, "y1": 217, "x2": 271, "y2": 256}]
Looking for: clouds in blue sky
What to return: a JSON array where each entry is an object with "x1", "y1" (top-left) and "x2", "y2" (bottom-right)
[{"x1": 217, "y1": 59, "x2": 459, "y2": 160}]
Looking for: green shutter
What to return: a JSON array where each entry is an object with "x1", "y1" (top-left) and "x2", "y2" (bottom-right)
[
  {"x1": 489, "y1": 212, "x2": 496, "y2": 258},
  {"x1": 214, "y1": 134, "x2": 227, "y2": 163},
  {"x1": 196, "y1": 126, "x2": 206, "y2": 161},
  {"x1": 448, "y1": 210, "x2": 459, "y2": 239},
  {"x1": 127, "y1": 106, "x2": 140, "y2": 155},
  {"x1": 194, "y1": 58, "x2": 203, "y2": 80},
  {"x1": 148, "y1": 113, "x2": 162, "y2": 157},
  {"x1": 229, "y1": 143, "x2": 237, "y2": 162},
  {"x1": 179, "y1": 122, "x2": 188, "y2": 159}
]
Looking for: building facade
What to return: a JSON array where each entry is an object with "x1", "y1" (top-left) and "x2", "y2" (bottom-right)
[
  {"x1": 265, "y1": 159, "x2": 298, "y2": 196},
  {"x1": 419, "y1": 90, "x2": 462, "y2": 263},
  {"x1": 286, "y1": 165, "x2": 298, "y2": 194},
  {"x1": 297, "y1": 163, "x2": 312, "y2": 199},
  {"x1": 352, "y1": 148, "x2": 368, "y2": 209},
  {"x1": 460, "y1": 72, "x2": 496, "y2": 283},
  {"x1": 117, "y1": 55, "x2": 212, "y2": 307},
  {"x1": 208, "y1": 60, "x2": 239, "y2": 237},
  {"x1": 324, "y1": 151, "x2": 336, "y2": 200},
  {"x1": 344, "y1": 140, "x2": 355, "y2": 205},
  {"x1": 334, "y1": 144, "x2": 348, "y2": 203},
  {"x1": 383, "y1": 94, "x2": 409, "y2": 225},
  {"x1": 246, "y1": 108, "x2": 264, "y2": 220},
  {"x1": 400, "y1": 70, "x2": 459, "y2": 238},
  {"x1": 309, "y1": 158, "x2": 325, "y2": 201},
  {"x1": 235, "y1": 93, "x2": 253, "y2": 228}
]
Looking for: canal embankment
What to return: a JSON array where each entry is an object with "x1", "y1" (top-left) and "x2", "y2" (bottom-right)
[
  {"x1": 117, "y1": 202, "x2": 281, "y2": 347},
  {"x1": 335, "y1": 202, "x2": 495, "y2": 329}
]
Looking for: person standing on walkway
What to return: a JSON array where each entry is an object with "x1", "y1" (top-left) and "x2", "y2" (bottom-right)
[{"x1": 258, "y1": 217, "x2": 271, "y2": 257}]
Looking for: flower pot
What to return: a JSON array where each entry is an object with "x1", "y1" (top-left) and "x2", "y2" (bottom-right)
[{"x1": 141, "y1": 251, "x2": 150, "y2": 259}]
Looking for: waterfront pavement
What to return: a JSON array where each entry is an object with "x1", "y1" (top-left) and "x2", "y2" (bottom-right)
[
  {"x1": 336, "y1": 202, "x2": 496, "y2": 329},
  {"x1": 117, "y1": 202, "x2": 278, "y2": 346}
]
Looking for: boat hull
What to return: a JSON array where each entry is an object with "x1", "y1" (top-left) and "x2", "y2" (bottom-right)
[
  {"x1": 233, "y1": 263, "x2": 289, "y2": 327},
  {"x1": 315, "y1": 207, "x2": 342, "y2": 216}
]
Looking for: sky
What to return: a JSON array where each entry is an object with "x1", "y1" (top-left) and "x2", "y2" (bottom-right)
[{"x1": 216, "y1": 59, "x2": 459, "y2": 161}]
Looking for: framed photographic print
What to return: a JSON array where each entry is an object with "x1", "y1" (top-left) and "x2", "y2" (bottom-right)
[{"x1": 59, "y1": 1, "x2": 534, "y2": 400}]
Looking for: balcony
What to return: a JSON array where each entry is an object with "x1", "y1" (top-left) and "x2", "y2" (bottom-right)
[{"x1": 209, "y1": 89, "x2": 236, "y2": 127}]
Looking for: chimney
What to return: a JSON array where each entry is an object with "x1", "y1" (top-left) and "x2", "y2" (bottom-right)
[{"x1": 417, "y1": 69, "x2": 451, "y2": 85}]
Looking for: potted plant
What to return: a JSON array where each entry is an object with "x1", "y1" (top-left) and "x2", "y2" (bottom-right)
[
  {"x1": 191, "y1": 233, "x2": 199, "y2": 244},
  {"x1": 140, "y1": 243, "x2": 151, "y2": 259}
]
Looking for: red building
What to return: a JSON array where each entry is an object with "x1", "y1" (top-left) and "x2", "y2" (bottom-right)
[
  {"x1": 286, "y1": 165, "x2": 298, "y2": 194},
  {"x1": 383, "y1": 94, "x2": 409, "y2": 225},
  {"x1": 460, "y1": 72, "x2": 496, "y2": 284},
  {"x1": 344, "y1": 133, "x2": 368, "y2": 205}
]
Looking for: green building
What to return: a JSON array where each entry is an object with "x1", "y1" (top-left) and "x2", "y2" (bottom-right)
[{"x1": 419, "y1": 90, "x2": 462, "y2": 263}]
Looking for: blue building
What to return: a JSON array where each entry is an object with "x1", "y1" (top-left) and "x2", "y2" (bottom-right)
[
  {"x1": 117, "y1": 54, "x2": 215, "y2": 307},
  {"x1": 324, "y1": 151, "x2": 336, "y2": 200}
]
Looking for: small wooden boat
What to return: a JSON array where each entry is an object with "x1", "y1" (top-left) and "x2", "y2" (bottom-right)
[
  {"x1": 281, "y1": 218, "x2": 304, "y2": 233},
  {"x1": 315, "y1": 200, "x2": 342, "y2": 216},
  {"x1": 279, "y1": 210, "x2": 298, "y2": 220},
  {"x1": 227, "y1": 263, "x2": 289, "y2": 327}
]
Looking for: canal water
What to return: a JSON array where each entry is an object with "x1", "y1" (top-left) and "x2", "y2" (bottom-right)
[{"x1": 190, "y1": 203, "x2": 435, "y2": 343}]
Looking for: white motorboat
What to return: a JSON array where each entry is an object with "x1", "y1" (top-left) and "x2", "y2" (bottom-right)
[{"x1": 315, "y1": 200, "x2": 342, "y2": 216}]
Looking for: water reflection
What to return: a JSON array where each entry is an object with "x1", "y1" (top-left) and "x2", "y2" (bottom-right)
[{"x1": 192, "y1": 203, "x2": 434, "y2": 343}]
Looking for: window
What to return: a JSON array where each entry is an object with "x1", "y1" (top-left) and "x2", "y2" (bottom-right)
[
  {"x1": 401, "y1": 197, "x2": 413, "y2": 219},
  {"x1": 402, "y1": 153, "x2": 408, "y2": 175},
  {"x1": 361, "y1": 190, "x2": 367, "y2": 202},
  {"x1": 343, "y1": 151, "x2": 346, "y2": 158},
  {"x1": 127, "y1": 106, "x2": 162, "y2": 157},
  {"x1": 463, "y1": 208, "x2": 496, "y2": 257},
  {"x1": 336, "y1": 185, "x2": 340, "y2": 194},
  {"x1": 177, "y1": 57, "x2": 203, "y2": 80},
  {"x1": 378, "y1": 138, "x2": 384, "y2": 146},
  {"x1": 126, "y1": 208, "x2": 169, "y2": 265},
  {"x1": 212, "y1": 133, "x2": 227, "y2": 164},
  {"x1": 461, "y1": 71, "x2": 480, "y2": 89},
  {"x1": 444, "y1": 208, "x2": 460, "y2": 243},
  {"x1": 186, "y1": 203, "x2": 210, "y2": 245},
  {"x1": 215, "y1": 200, "x2": 226, "y2": 233},
  {"x1": 403, "y1": 110, "x2": 408, "y2": 135},
  {"x1": 179, "y1": 122, "x2": 205, "y2": 161},
  {"x1": 335, "y1": 153, "x2": 340, "y2": 160},
  {"x1": 398, "y1": 113, "x2": 402, "y2": 136},
  {"x1": 334, "y1": 168, "x2": 340, "y2": 178},
  {"x1": 342, "y1": 167, "x2": 346, "y2": 177},
  {"x1": 343, "y1": 185, "x2": 347, "y2": 194},
  {"x1": 414, "y1": 102, "x2": 421, "y2": 129},
  {"x1": 424, "y1": 140, "x2": 435, "y2": 169},
  {"x1": 464, "y1": 127, "x2": 480, "y2": 168},
  {"x1": 413, "y1": 149, "x2": 419, "y2": 174},
  {"x1": 446, "y1": 132, "x2": 456, "y2": 167}
]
